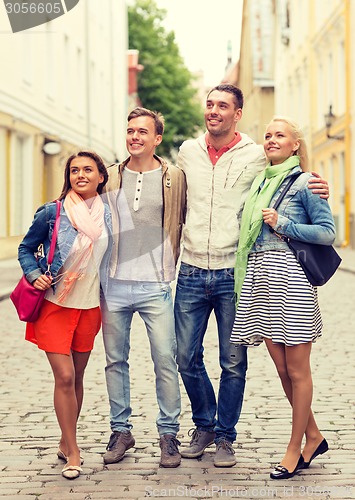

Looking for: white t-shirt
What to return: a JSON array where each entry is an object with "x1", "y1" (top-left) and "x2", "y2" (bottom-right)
[{"x1": 46, "y1": 225, "x2": 108, "y2": 309}]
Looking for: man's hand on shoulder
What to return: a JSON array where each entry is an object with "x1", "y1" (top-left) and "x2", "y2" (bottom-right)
[{"x1": 308, "y1": 171, "x2": 329, "y2": 199}]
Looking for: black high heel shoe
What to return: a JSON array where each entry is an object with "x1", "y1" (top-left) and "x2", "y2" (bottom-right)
[
  {"x1": 301, "y1": 438, "x2": 328, "y2": 469},
  {"x1": 270, "y1": 455, "x2": 304, "y2": 480}
]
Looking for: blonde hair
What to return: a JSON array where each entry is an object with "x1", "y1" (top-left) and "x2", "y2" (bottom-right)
[{"x1": 266, "y1": 116, "x2": 309, "y2": 171}]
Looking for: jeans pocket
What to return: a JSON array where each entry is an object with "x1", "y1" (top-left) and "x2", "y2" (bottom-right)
[
  {"x1": 178, "y1": 263, "x2": 196, "y2": 277},
  {"x1": 140, "y1": 282, "x2": 171, "y2": 294},
  {"x1": 224, "y1": 267, "x2": 234, "y2": 279}
]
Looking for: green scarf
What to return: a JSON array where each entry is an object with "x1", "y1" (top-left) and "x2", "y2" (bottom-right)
[{"x1": 234, "y1": 155, "x2": 301, "y2": 304}]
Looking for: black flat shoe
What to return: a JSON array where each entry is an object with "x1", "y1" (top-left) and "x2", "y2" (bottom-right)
[
  {"x1": 302, "y1": 438, "x2": 328, "y2": 469},
  {"x1": 270, "y1": 455, "x2": 304, "y2": 480}
]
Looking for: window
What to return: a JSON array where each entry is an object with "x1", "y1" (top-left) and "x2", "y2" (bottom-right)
[
  {"x1": 338, "y1": 41, "x2": 345, "y2": 114},
  {"x1": 76, "y1": 46, "x2": 85, "y2": 117},
  {"x1": 46, "y1": 22, "x2": 56, "y2": 100},
  {"x1": 64, "y1": 34, "x2": 72, "y2": 110},
  {"x1": 317, "y1": 62, "x2": 324, "y2": 129},
  {"x1": 22, "y1": 33, "x2": 33, "y2": 86},
  {"x1": 10, "y1": 134, "x2": 33, "y2": 236},
  {"x1": 0, "y1": 129, "x2": 7, "y2": 237},
  {"x1": 327, "y1": 52, "x2": 334, "y2": 110}
]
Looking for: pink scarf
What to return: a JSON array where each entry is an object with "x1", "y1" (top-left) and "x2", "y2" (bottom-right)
[{"x1": 57, "y1": 190, "x2": 104, "y2": 303}]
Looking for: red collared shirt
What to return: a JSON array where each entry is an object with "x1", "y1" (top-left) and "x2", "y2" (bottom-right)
[{"x1": 206, "y1": 132, "x2": 242, "y2": 166}]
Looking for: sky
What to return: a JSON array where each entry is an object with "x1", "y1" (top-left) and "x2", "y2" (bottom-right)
[{"x1": 154, "y1": 0, "x2": 244, "y2": 87}]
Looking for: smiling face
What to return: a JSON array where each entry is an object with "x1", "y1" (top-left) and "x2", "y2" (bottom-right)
[
  {"x1": 204, "y1": 90, "x2": 242, "y2": 138},
  {"x1": 264, "y1": 121, "x2": 300, "y2": 165},
  {"x1": 126, "y1": 116, "x2": 162, "y2": 160},
  {"x1": 69, "y1": 156, "x2": 104, "y2": 200}
]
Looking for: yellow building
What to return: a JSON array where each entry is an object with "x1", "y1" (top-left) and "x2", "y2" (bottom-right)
[
  {"x1": 235, "y1": 0, "x2": 275, "y2": 144},
  {"x1": 236, "y1": 0, "x2": 352, "y2": 247},
  {"x1": 275, "y1": 0, "x2": 349, "y2": 247}
]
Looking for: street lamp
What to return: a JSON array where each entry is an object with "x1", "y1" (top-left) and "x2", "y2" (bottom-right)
[
  {"x1": 43, "y1": 140, "x2": 62, "y2": 155},
  {"x1": 324, "y1": 105, "x2": 344, "y2": 141}
]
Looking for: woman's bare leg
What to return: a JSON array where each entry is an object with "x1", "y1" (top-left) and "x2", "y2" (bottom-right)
[
  {"x1": 47, "y1": 352, "x2": 87, "y2": 467},
  {"x1": 265, "y1": 340, "x2": 323, "y2": 470},
  {"x1": 72, "y1": 350, "x2": 91, "y2": 416},
  {"x1": 56, "y1": 351, "x2": 91, "y2": 460}
]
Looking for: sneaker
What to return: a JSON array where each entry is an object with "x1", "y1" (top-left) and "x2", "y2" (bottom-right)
[
  {"x1": 159, "y1": 434, "x2": 181, "y2": 468},
  {"x1": 103, "y1": 431, "x2": 135, "y2": 464},
  {"x1": 214, "y1": 439, "x2": 236, "y2": 467},
  {"x1": 180, "y1": 428, "x2": 216, "y2": 458}
]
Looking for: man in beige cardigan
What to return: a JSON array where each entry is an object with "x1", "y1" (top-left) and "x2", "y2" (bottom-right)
[{"x1": 101, "y1": 107, "x2": 186, "y2": 468}]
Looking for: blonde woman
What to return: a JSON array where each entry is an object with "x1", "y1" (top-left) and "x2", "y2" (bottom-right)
[{"x1": 231, "y1": 117, "x2": 333, "y2": 479}]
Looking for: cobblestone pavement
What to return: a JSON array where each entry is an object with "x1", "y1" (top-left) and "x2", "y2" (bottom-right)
[{"x1": 0, "y1": 266, "x2": 354, "y2": 499}]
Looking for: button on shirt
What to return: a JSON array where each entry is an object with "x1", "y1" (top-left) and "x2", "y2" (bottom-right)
[{"x1": 115, "y1": 166, "x2": 174, "y2": 282}]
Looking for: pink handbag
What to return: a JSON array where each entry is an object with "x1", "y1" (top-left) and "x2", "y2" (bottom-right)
[{"x1": 10, "y1": 200, "x2": 61, "y2": 322}]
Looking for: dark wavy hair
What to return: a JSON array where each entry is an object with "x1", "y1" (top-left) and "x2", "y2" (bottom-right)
[{"x1": 59, "y1": 151, "x2": 108, "y2": 200}]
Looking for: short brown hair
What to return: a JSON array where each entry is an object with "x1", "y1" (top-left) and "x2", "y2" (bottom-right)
[
  {"x1": 207, "y1": 84, "x2": 244, "y2": 109},
  {"x1": 127, "y1": 107, "x2": 165, "y2": 135}
]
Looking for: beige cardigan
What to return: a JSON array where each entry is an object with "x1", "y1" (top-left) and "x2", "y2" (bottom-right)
[
  {"x1": 103, "y1": 155, "x2": 186, "y2": 282},
  {"x1": 178, "y1": 133, "x2": 266, "y2": 269}
]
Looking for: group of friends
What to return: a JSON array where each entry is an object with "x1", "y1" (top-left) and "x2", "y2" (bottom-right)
[{"x1": 18, "y1": 84, "x2": 333, "y2": 480}]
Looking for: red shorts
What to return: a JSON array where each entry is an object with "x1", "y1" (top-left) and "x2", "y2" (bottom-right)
[{"x1": 25, "y1": 299, "x2": 101, "y2": 355}]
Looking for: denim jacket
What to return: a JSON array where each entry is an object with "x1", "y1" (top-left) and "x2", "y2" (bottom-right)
[
  {"x1": 252, "y1": 167, "x2": 336, "y2": 253},
  {"x1": 18, "y1": 200, "x2": 113, "y2": 288}
]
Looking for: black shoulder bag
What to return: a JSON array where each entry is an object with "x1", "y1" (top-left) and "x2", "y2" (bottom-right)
[{"x1": 269, "y1": 173, "x2": 342, "y2": 286}]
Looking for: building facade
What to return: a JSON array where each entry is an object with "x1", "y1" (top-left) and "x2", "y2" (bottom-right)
[
  {"x1": 274, "y1": 0, "x2": 349, "y2": 247},
  {"x1": 236, "y1": 0, "x2": 275, "y2": 144},
  {"x1": 236, "y1": 0, "x2": 352, "y2": 247},
  {"x1": 0, "y1": 0, "x2": 128, "y2": 259}
]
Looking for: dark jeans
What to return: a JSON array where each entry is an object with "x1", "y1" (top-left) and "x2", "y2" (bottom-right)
[{"x1": 174, "y1": 263, "x2": 247, "y2": 443}]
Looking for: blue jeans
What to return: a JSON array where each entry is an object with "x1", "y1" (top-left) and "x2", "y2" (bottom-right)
[
  {"x1": 101, "y1": 280, "x2": 181, "y2": 436},
  {"x1": 174, "y1": 263, "x2": 247, "y2": 443}
]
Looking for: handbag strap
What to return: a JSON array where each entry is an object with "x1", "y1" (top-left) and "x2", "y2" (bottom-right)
[
  {"x1": 269, "y1": 172, "x2": 302, "y2": 240},
  {"x1": 47, "y1": 200, "x2": 61, "y2": 268},
  {"x1": 272, "y1": 172, "x2": 302, "y2": 210}
]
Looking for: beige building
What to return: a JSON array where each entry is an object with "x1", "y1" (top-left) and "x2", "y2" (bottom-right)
[
  {"x1": 274, "y1": 0, "x2": 349, "y2": 247},
  {"x1": 236, "y1": 0, "x2": 352, "y2": 248},
  {"x1": 236, "y1": 0, "x2": 275, "y2": 144},
  {"x1": 0, "y1": 0, "x2": 128, "y2": 259}
]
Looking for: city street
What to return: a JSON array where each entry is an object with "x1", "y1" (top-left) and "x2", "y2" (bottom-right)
[{"x1": 0, "y1": 258, "x2": 354, "y2": 499}]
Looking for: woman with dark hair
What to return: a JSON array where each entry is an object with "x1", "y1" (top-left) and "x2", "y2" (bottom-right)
[
  {"x1": 18, "y1": 151, "x2": 112, "y2": 480},
  {"x1": 59, "y1": 151, "x2": 109, "y2": 198}
]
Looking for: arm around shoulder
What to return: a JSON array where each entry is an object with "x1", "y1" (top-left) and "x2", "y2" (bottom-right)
[
  {"x1": 308, "y1": 171, "x2": 329, "y2": 199},
  {"x1": 277, "y1": 183, "x2": 336, "y2": 245}
]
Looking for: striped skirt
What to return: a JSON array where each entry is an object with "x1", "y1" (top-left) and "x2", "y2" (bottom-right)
[{"x1": 230, "y1": 250, "x2": 323, "y2": 347}]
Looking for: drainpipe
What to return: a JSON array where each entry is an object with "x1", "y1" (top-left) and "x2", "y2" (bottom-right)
[
  {"x1": 6, "y1": 130, "x2": 11, "y2": 235},
  {"x1": 344, "y1": 0, "x2": 351, "y2": 245},
  {"x1": 84, "y1": 1, "x2": 92, "y2": 147},
  {"x1": 109, "y1": 0, "x2": 116, "y2": 161}
]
